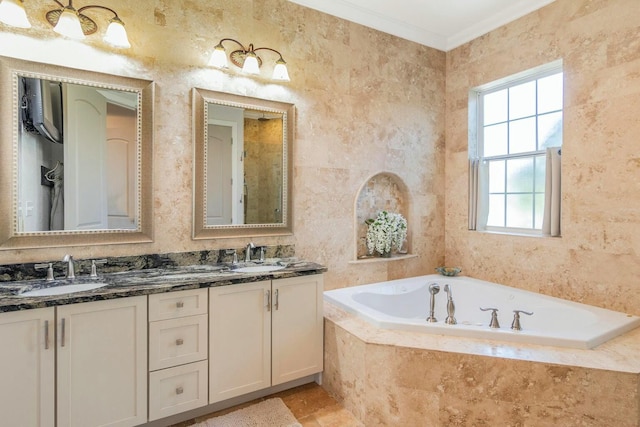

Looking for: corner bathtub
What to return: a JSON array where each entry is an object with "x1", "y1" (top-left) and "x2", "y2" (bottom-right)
[{"x1": 323, "y1": 274, "x2": 640, "y2": 349}]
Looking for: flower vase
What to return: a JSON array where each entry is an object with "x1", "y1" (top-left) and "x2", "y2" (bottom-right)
[{"x1": 379, "y1": 251, "x2": 392, "y2": 258}]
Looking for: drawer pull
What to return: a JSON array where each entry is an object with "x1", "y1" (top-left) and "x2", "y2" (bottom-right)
[
  {"x1": 176, "y1": 338, "x2": 184, "y2": 346},
  {"x1": 176, "y1": 386, "x2": 184, "y2": 395},
  {"x1": 176, "y1": 301, "x2": 184, "y2": 308}
]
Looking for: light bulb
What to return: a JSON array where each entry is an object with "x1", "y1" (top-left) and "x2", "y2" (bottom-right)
[
  {"x1": 241, "y1": 51, "x2": 260, "y2": 75},
  {"x1": 0, "y1": 0, "x2": 31, "y2": 29},
  {"x1": 53, "y1": 5, "x2": 85, "y2": 39},
  {"x1": 104, "y1": 16, "x2": 130, "y2": 48}
]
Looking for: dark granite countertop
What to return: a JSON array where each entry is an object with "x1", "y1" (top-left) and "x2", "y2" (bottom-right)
[{"x1": 0, "y1": 259, "x2": 326, "y2": 313}]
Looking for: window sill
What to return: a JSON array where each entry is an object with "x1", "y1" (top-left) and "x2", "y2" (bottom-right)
[
  {"x1": 349, "y1": 253, "x2": 417, "y2": 264},
  {"x1": 475, "y1": 229, "x2": 561, "y2": 238}
]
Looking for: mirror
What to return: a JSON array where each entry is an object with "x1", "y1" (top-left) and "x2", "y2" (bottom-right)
[
  {"x1": 0, "y1": 56, "x2": 154, "y2": 249},
  {"x1": 192, "y1": 88, "x2": 293, "y2": 238}
]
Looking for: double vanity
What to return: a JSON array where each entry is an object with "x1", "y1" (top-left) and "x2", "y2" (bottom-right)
[
  {"x1": 0, "y1": 53, "x2": 310, "y2": 427},
  {"x1": 0, "y1": 254, "x2": 326, "y2": 427}
]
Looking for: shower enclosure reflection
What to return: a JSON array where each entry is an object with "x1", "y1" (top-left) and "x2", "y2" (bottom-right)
[{"x1": 18, "y1": 77, "x2": 138, "y2": 232}]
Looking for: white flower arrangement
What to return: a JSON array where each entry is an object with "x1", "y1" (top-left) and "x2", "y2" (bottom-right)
[{"x1": 365, "y1": 211, "x2": 407, "y2": 256}]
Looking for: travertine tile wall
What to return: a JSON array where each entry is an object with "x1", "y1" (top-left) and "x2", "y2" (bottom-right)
[
  {"x1": 0, "y1": 0, "x2": 446, "y2": 288},
  {"x1": 445, "y1": 0, "x2": 640, "y2": 314}
]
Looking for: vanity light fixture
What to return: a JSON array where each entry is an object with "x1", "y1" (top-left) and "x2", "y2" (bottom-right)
[
  {"x1": 209, "y1": 38, "x2": 290, "y2": 82},
  {"x1": 0, "y1": 0, "x2": 131, "y2": 48}
]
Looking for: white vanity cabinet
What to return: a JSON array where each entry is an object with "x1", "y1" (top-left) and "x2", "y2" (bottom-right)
[
  {"x1": 0, "y1": 297, "x2": 147, "y2": 427},
  {"x1": 148, "y1": 289, "x2": 209, "y2": 421},
  {"x1": 209, "y1": 274, "x2": 324, "y2": 403},
  {"x1": 56, "y1": 296, "x2": 148, "y2": 427},
  {"x1": 0, "y1": 307, "x2": 55, "y2": 427}
]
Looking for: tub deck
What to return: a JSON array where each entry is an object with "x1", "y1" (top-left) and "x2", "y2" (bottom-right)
[{"x1": 324, "y1": 274, "x2": 640, "y2": 349}]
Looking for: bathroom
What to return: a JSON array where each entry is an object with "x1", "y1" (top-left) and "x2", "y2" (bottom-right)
[{"x1": 0, "y1": 0, "x2": 638, "y2": 425}]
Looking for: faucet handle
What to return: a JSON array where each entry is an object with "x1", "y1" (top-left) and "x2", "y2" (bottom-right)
[
  {"x1": 511, "y1": 310, "x2": 533, "y2": 331},
  {"x1": 480, "y1": 307, "x2": 500, "y2": 328},
  {"x1": 35, "y1": 263, "x2": 54, "y2": 281},
  {"x1": 90, "y1": 259, "x2": 108, "y2": 278}
]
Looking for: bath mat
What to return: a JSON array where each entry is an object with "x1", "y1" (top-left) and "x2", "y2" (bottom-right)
[{"x1": 194, "y1": 398, "x2": 302, "y2": 427}]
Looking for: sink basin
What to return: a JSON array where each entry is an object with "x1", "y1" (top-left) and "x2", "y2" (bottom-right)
[
  {"x1": 233, "y1": 265, "x2": 286, "y2": 273},
  {"x1": 18, "y1": 282, "x2": 109, "y2": 297}
]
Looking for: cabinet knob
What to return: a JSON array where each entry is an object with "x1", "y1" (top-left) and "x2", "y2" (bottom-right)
[
  {"x1": 176, "y1": 386, "x2": 183, "y2": 395},
  {"x1": 176, "y1": 301, "x2": 184, "y2": 308},
  {"x1": 176, "y1": 338, "x2": 184, "y2": 346}
]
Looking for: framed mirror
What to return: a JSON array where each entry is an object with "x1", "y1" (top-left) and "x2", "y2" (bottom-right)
[
  {"x1": 192, "y1": 88, "x2": 293, "y2": 238},
  {"x1": 0, "y1": 56, "x2": 154, "y2": 249}
]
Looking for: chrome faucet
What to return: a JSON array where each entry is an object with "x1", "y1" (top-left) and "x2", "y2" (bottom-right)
[
  {"x1": 245, "y1": 242, "x2": 255, "y2": 262},
  {"x1": 62, "y1": 254, "x2": 75, "y2": 279},
  {"x1": 426, "y1": 283, "x2": 440, "y2": 323},
  {"x1": 444, "y1": 284, "x2": 457, "y2": 325}
]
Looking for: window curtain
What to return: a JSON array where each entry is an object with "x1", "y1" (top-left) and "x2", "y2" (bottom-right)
[
  {"x1": 468, "y1": 159, "x2": 479, "y2": 230},
  {"x1": 468, "y1": 159, "x2": 489, "y2": 230},
  {"x1": 542, "y1": 148, "x2": 561, "y2": 237}
]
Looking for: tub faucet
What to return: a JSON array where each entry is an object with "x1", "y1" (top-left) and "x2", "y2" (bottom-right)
[
  {"x1": 480, "y1": 307, "x2": 500, "y2": 328},
  {"x1": 426, "y1": 283, "x2": 440, "y2": 323},
  {"x1": 62, "y1": 254, "x2": 75, "y2": 279},
  {"x1": 511, "y1": 310, "x2": 534, "y2": 331},
  {"x1": 444, "y1": 284, "x2": 457, "y2": 325},
  {"x1": 245, "y1": 242, "x2": 255, "y2": 262}
]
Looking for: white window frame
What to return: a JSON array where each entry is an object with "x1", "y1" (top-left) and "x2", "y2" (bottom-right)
[{"x1": 469, "y1": 60, "x2": 563, "y2": 236}]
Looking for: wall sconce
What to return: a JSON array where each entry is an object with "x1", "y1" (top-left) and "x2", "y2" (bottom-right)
[
  {"x1": 209, "y1": 38, "x2": 290, "y2": 82},
  {"x1": 0, "y1": 0, "x2": 131, "y2": 48}
]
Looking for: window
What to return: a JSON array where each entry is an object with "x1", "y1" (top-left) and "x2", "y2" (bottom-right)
[{"x1": 469, "y1": 62, "x2": 563, "y2": 236}]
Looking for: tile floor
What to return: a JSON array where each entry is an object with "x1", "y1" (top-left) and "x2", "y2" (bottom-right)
[{"x1": 173, "y1": 383, "x2": 363, "y2": 426}]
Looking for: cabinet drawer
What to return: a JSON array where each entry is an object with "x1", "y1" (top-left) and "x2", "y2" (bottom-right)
[
  {"x1": 148, "y1": 360, "x2": 208, "y2": 421},
  {"x1": 149, "y1": 288, "x2": 208, "y2": 321},
  {"x1": 149, "y1": 315, "x2": 207, "y2": 371}
]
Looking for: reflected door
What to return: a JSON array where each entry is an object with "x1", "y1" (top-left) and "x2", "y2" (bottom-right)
[
  {"x1": 63, "y1": 85, "x2": 108, "y2": 230},
  {"x1": 106, "y1": 103, "x2": 137, "y2": 229},
  {"x1": 207, "y1": 124, "x2": 234, "y2": 225}
]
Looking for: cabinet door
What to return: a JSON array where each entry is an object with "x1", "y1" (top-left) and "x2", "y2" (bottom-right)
[
  {"x1": 209, "y1": 281, "x2": 271, "y2": 403},
  {"x1": 0, "y1": 307, "x2": 55, "y2": 427},
  {"x1": 272, "y1": 274, "x2": 324, "y2": 386},
  {"x1": 57, "y1": 296, "x2": 147, "y2": 427}
]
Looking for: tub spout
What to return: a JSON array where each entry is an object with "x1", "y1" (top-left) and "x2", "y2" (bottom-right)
[
  {"x1": 426, "y1": 283, "x2": 440, "y2": 323},
  {"x1": 444, "y1": 284, "x2": 456, "y2": 325}
]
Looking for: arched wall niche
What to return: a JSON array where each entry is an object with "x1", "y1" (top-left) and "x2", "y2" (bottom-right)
[{"x1": 353, "y1": 171, "x2": 413, "y2": 261}]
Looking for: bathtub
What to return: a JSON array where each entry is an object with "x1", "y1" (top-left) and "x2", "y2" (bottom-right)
[{"x1": 324, "y1": 274, "x2": 640, "y2": 349}]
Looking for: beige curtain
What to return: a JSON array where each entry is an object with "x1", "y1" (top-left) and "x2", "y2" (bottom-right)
[
  {"x1": 468, "y1": 159, "x2": 479, "y2": 230},
  {"x1": 542, "y1": 148, "x2": 561, "y2": 237},
  {"x1": 468, "y1": 159, "x2": 489, "y2": 230}
]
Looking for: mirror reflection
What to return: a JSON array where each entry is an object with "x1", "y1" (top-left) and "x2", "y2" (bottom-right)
[
  {"x1": 206, "y1": 104, "x2": 283, "y2": 225},
  {"x1": 0, "y1": 56, "x2": 154, "y2": 250},
  {"x1": 192, "y1": 88, "x2": 293, "y2": 239},
  {"x1": 18, "y1": 77, "x2": 139, "y2": 232}
]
